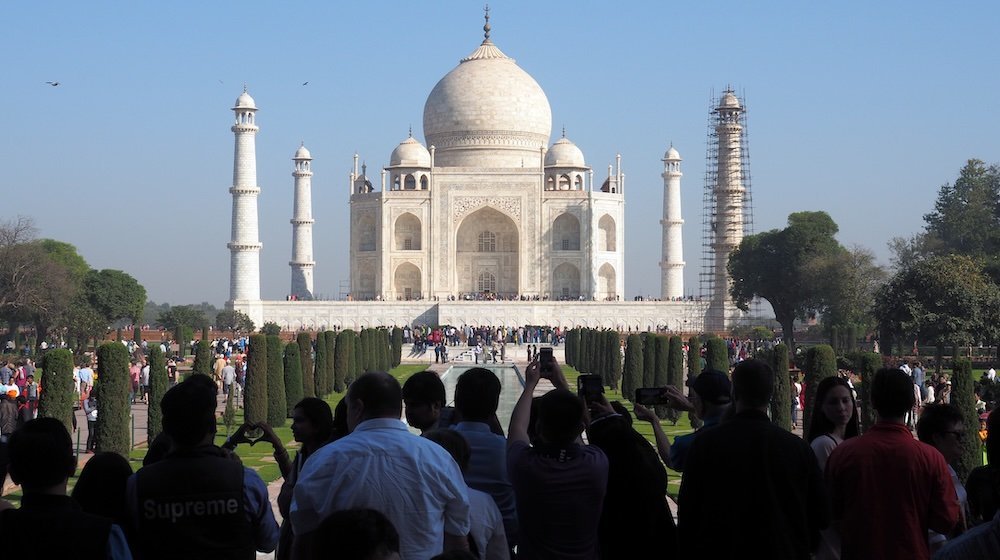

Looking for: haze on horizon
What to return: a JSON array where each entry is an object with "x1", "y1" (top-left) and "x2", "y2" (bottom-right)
[{"x1": 3, "y1": 1, "x2": 998, "y2": 308}]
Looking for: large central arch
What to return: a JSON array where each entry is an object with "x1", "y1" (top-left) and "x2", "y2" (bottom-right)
[{"x1": 456, "y1": 207, "x2": 519, "y2": 296}]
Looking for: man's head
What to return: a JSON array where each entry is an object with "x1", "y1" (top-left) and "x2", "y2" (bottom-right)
[
  {"x1": 311, "y1": 508, "x2": 400, "y2": 560},
  {"x1": 917, "y1": 403, "x2": 965, "y2": 465},
  {"x1": 401, "y1": 371, "x2": 445, "y2": 431},
  {"x1": 161, "y1": 373, "x2": 218, "y2": 448},
  {"x1": 534, "y1": 388, "x2": 586, "y2": 447},
  {"x1": 732, "y1": 359, "x2": 774, "y2": 410},
  {"x1": 348, "y1": 372, "x2": 403, "y2": 431},
  {"x1": 454, "y1": 367, "x2": 501, "y2": 422},
  {"x1": 8, "y1": 417, "x2": 77, "y2": 493},
  {"x1": 423, "y1": 428, "x2": 471, "y2": 472},
  {"x1": 688, "y1": 369, "x2": 732, "y2": 418},
  {"x1": 871, "y1": 368, "x2": 915, "y2": 420}
]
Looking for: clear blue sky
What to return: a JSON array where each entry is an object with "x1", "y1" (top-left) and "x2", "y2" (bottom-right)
[{"x1": 3, "y1": 1, "x2": 998, "y2": 307}]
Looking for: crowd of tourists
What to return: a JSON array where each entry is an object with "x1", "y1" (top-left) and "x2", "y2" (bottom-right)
[{"x1": 4, "y1": 338, "x2": 1000, "y2": 559}]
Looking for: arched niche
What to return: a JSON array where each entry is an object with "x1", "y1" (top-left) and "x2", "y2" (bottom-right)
[
  {"x1": 394, "y1": 212, "x2": 422, "y2": 250},
  {"x1": 394, "y1": 262, "x2": 421, "y2": 300},
  {"x1": 597, "y1": 214, "x2": 616, "y2": 252},
  {"x1": 552, "y1": 262, "x2": 581, "y2": 299},
  {"x1": 598, "y1": 263, "x2": 616, "y2": 300},
  {"x1": 357, "y1": 214, "x2": 377, "y2": 252},
  {"x1": 456, "y1": 207, "x2": 519, "y2": 296},
  {"x1": 552, "y1": 213, "x2": 581, "y2": 251}
]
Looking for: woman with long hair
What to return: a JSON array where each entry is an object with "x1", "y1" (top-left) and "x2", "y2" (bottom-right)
[{"x1": 808, "y1": 375, "x2": 861, "y2": 560}]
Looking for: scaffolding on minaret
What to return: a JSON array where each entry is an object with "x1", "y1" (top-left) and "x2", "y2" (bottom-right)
[{"x1": 700, "y1": 88, "x2": 755, "y2": 329}]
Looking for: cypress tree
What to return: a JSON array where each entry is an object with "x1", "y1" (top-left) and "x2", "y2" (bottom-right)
[
  {"x1": 847, "y1": 324, "x2": 859, "y2": 353},
  {"x1": 577, "y1": 329, "x2": 588, "y2": 372},
  {"x1": 297, "y1": 332, "x2": 315, "y2": 398},
  {"x1": 244, "y1": 334, "x2": 268, "y2": 424},
  {"x1": 566, "y1": 329, "x2": 580, "y2": 367},
  {"x1": 641, "y1": 332, "x2": 657, "y2": 388},
  {"x1": 325, "y1": 330, "x2": 338, "y2": 392},
  {"x1": 687, "y1": 336, "x2": 702, "y2": 380},
  {"x1": 38, "y1": 348, "x2": 75, "y2": 434},
  {"x1": 335, "y1": 330, "x2": 352, "y2": 391},
  {"x1": 283, "y1": 341, "x2": 303, "y2": 417},
  {"x1": 353, "y1": 333, "x2": 362, "y2": 380},
  {"x1": 607, "y1": 331, "x2": 622, "y2": 389},
  {"x1": 359, "y1": 328, "x2": 372, "y2": 372},
  {"x1": 951, "y1": 357, "x2": 982, "y2": 481},
  {"x1": 830, "y1": 325, "x2": 840, "y2": 354},
  {"x1": 192, "y1": 338, "x2": 213, "y2": 377},
  {"x1": 623, "y1": 334, "x2": 643, "y2": 402},
  {"x1": 770, "y1": 343, "x2": 792, "y2": 431},
  {"x1": 174, "y1": 325, "x2": 184, "y2": 356},
  {"x1": 375, "y1": 329, "x2": 387, "y2": 371},
  {"x1": 391, "y1": 327, "x2": 403, "y2": 368},
  {"x1": 706, "y1": 337, "x2": 729, "y2": 373},
  {"x1": 133, "y1": 325, "x2": 143, "y2": 344},
  {"x1": 266, "y1": 335, "x2": 287, "y2": 427},
  {"x1": 147, "y1": 345, "x2": 169, "y2": 441},
  {"x1": 654, "y1": 336, "x2": 669, "y2": 387},
  {"x1": 857, "y1": 352, "x2": 882, "y2": 432},
  {"x1": 222, "y1": 385, "x2": 237, "y2": 435},
  {"x1": 313, "y1": 331, "x2": 328, "y2": 396},
  {"x1": 96, "y1": 342, "x2": 132, "y2": 457},
  {"x1": 668, "y1": 336, "x2": 684, "y2": 391},
  {"x1": 802, "y1": 344, "x2": 837, "y2": 440}
]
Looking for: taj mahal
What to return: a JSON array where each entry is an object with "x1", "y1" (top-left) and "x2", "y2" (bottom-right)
[{"x1": 227, "y1": 13, "x2": 750, "y2": 333}]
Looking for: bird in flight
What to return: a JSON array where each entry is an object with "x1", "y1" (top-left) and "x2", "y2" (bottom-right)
[
  {"x1": 45, "y1": 81, "x2": 60, "y2": 86},
  {"x1": 302, "y1": 81, "x2": 309, "y2": 86}
]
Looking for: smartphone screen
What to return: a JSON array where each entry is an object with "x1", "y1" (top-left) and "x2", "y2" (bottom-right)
[
  {"x1": 539, "y1": 347, "x2": 554, "y2": 373},
  {"x1": 577, "y1": 374, "x2": 604, "y2": 401},
  {"x1": 634, "y1": 387, "x2": 669, "y2": 406}
]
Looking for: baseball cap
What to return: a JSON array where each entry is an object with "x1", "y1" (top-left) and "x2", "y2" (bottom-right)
[{"x1": 689, "y1": 370, "x2": 732, "y2": 405}]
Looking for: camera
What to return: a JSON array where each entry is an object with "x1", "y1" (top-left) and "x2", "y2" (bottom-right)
[
  {"x1": 634, "y1": 387, "x2": 670, "y2": 406},
  {"x1": 577, "y1": 374, "x2": 604, "y2": 402},
  {"x1": 539, "y1": 347, "x2": 555, "y2": 376}
]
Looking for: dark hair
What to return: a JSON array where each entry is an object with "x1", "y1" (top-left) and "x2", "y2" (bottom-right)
[
  {"x1": 331, "y1": 399, "x2": 349, "y2": 442},
  {"x1": 294, "y1": 397, "x2": 335, "y2": 444},
  {"x1": 144, "y1": 432, "x2": 173, "y2": 466},
  {"x1": 732, "y1": 359, "x2": 774, "y2": 408},
  {"x1": 310, "y1": 508, "x2": 400, "y2": 560},
  {"x1": 917, "y1": 403, "x2": 964, "y2": 444},
  {"x1": 454, "y1": 368, "x2": 501, "y2": 421},
  {"x1": 71, "y1": 451, "x2": 134, "y2": 524},
  {"x1": 807, "y1": 376, "x2": 860, "y2": 443},
  {"x1": 535, "y1": 388, "x2": 586, "y2": 446},
  {"x1": 8, "y1": 417, "x2": 76, "y2": 490},
  {"x1": 348, "y1": 372, "x2": 403, "y2": 420},
  {"x1": 987, "y1": 408, "x2": 1000, "y2": 465},
  {"x1": 871, "y1": 368, "x2": 915, "y2": 418},
  {"x1": 161, "y1": 373, "x2": 217, "y2": 447},
  {"x1": 401, "y1": 371, "x2": 445, "y2": 406},
  {"x1": 423, "y1": 428, "x2": 471, "y2": 472}
]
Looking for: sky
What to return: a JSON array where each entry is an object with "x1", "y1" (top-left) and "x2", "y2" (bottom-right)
[{"x1": 3, "y1": 1, "x2": 999, "y2": 308}]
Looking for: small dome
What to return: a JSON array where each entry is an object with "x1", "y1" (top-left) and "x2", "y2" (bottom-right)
[
  {"x1": 293, "y1": 144, "x2": 312, "y2": 159},
  {"x1": 234, "y1": 90, "x2": 257, "y2": 109},
  {"x1": 664, "y1": 146, "x2": 681, "y2": 160},
  {"x1": 545, "y1": 137, "x2": 586, "y2": 168},
  {"x1": 390, "y1": 136, "x2": 431, "y2": 168},
  {"x1": 719, "y1": 90, "x2": 740, "y2": 109}
]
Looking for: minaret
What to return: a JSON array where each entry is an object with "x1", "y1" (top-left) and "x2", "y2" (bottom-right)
[
  {"x1": 709, "y1": 88, "x2": 746, "y2": 327},
  {"x1": 290, "y1": 143, "x2": 315, "y2": 300},
  {"x1": 228, "y1": 88, "x2": 262, "y2": 302},
  {"x1": 660, "y1": 145, "x2": 684, "y2": 299}
]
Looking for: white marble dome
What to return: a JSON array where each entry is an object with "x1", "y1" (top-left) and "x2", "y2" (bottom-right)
[
  {"x1": 664, "y1": 146, "x2": 681, "y2": 160},
  {"x1": 390, "y1": 136, "x2": 431, "y2": 167},
  {"x1": 545, "y1": 137, "x2": 586, "y2": 168},
  {"x1": 294, "y1": 144, "x2": 312, "y2": 159},
  {"x1": 423, "y1": 39, "x2": 552, "y2": 167},
  {"x1": 234, "y1": 90, "x2": 257, "y2": 109},
  {"x1": 719, "y1": 91, "x2": 740, "y2": 109}
]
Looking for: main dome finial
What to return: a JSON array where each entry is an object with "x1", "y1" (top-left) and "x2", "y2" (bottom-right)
[{"x1": 483, "y1": 4, "x2": 491, "y2": 43}]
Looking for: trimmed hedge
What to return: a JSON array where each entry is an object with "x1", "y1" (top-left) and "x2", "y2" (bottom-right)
[
  {"x1": 623, "y1": 334, "x2": 643, "y2": 402},
  {"x1": 565, "y1": 329, "x2": 580, "y2": 368},
  {"x1": 952, "y1": 358, "x2": 983, "y2": 481},
  {"x1": 391, "y1": 327, "x2": 403, "y2": 368},
  {"x1": 283, "y1": 342, "x2": 303, "y2": 416},
  {"x1": 147, "y1": 345, "x2": 168, "y2": 441},
  {"x1": 770, "y1": 343, "x2": 792, "y2": 431},
  {"x1": 244, "y1": 334, "x2": 268, "y2": 424},
  {"x1": 687, "y1": 336, "x2": 701, "y2": 380},
  {"x1": 266, "y1": 335, "x2": 287, "y2": 427},
  {"x1": 297, "y1": 332, "x2": 315, "y2": 398},
  {"x1": 325, "y1": 331, "x2": 338, "y2": 392},
  {"x1": 857, "y1": 352, "x2": 882, "y2": 432},
  {"x1": 96, "y1": 342, "x2": 132, "y2": 457},
  {"x1": 802, "y1": 344, "x2": 837, "y2": 441},
  {"x1": 706, "y1": 337, "x2": 729, "y2": 373},
  {"x1": 38, "y1": 348, "x2": 75, "y2": 433},
  {"x1": 606, "y1": 330, "x2": 622, "y2": 389},
  {"x1": 335, "y1": 330, "x2": 352, "y2": 392},
  {"x1": 192, "y1": 338, "x2": 213, "y2": 377},
  {"x1": 641, "y1": 332, "x2": 656, "y2": 388},
  {"x1": 314, "y1": 331, "x2": 328, "y2": 396}
]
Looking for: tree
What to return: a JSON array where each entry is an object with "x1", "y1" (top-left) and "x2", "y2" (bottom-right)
[
  {"x1": 96, "y1": 342, "x2": 132, "y2": 457},
  {"x1": 811, "y1": 246, "x2": 886, "y2": 336},
  {"x1": 606, "y1": 330, "x2": 622, "y2": 389},
  {"x1": 641, "y1": 332, "x2": 656, "y2": 388},
  {"x1": 313, "y1": 331, "x2": 328, "y2": 396},
  {"x1": 654, "y1": 336, "x2": 669, "y2": 390},
  {"x1": 261, "y1": 322, "x2": 282, "y2": 336},
  {"x1": 687, "y1": 336, "x2": 701, "y2": 379},
  {"x1": 157, "y1": 305, "x2": 209, "y2": 331},
  {"x1": 283, "y1": 341, "x2": 303, "y2": 415},
  {"x1": 147, "y1": 345, "x2": 168, "y2": 441},
  {"x1": 801, "y1": 344, "x2": 836, "y2": 440},
  {"x1": 84, "y1": 269, "x2": 146, "y2": 325},
  {"x1": 705, "y1": 337, "x2": 729, "y2": 373},
  {"x1": 924, "y1": 160, "x2": 1000, "y2": 263},
  {"x1": 191, "y1": 337, "x2": 213, "y2": 377},
  {"x1": 216, "y1": 309, "x2": 255, "y2": 334},
  {"x1": 325, "y1": 331, "x2": 338, "y2": 392},
  {"x1": 38, "y1": 348, "x2": 75, "y2": 433},
  {"x1": 335, "y1": 330, "x2": 352, "y2": 391},
  {"x1": 623, "y1": 334, "x2": 643, "y2": 402},
  {"x1": 950, "y1": 358, "x2": 983, "y2": 481},
  {"x1": 874, "y1": 254, "x2": 1000, "y2": 352},
  {"x1": 244, "y1": 334, "x2": 268, "y2": 424},
  {"x1": 265, "y1": 335, "x2": 287, "y2": 427},
  {"x1": 857, "y1": 352, "x2": 882, "y2": 432},
  {"x1": 729, "y1": 211, "x2": 845, "y2": 351},
  {"x1": 391, "y1": 327, "x2": 403, "y2": 368},
  {"x1": 296, "y1": 332, "x2": 315, "y2": 398},
  {"x1": 770, "y1": 343, "x2": 792, "y2": 431}
]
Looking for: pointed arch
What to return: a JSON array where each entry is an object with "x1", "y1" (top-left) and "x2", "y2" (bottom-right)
[{"x1": 598, "y1": 214, "x2": 616, "y2": 252}]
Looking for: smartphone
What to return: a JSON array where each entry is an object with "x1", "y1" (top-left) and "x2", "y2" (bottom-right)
[
  {"x1": 539, "y1": 347, "x2": 554, "y2": 375},
  {"x1": 635, "y1": 387, "x2": 670, "y2": 406},
  {"x1": 577, "y1": 374, "x2": 604, "y2": 402}
]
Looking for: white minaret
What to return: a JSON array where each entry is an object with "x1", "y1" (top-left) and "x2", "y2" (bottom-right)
[
  {"x1": 660, "y1": 145, "x2": 684, "y2": 299},
  {"x1": 710, "y1": 89, "x2": 746, "y2": 325},
  {"x1": 290, "y1": 143, "x2": 315, "y2": 300},
  {"x1": 228, "y1": 88, "x2": 262, "y2": 302}
]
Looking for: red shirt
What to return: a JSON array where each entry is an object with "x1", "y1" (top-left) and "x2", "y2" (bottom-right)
[{"x1": 826, "y1": 421, "x2": 959, "y2": 560}]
